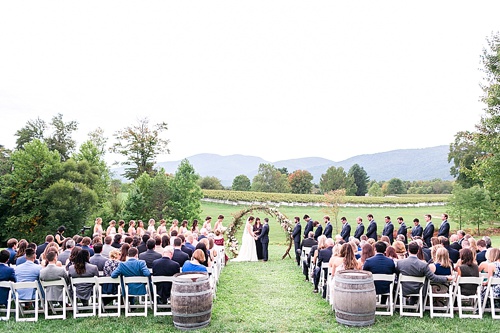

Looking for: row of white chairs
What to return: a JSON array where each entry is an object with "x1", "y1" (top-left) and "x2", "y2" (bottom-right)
[
  {"x1": 0, "y1": 247, "x2": 226, "y2": 322},
  {"x1": 320, "y1": 270, "x2": 500, "y2": 319}
]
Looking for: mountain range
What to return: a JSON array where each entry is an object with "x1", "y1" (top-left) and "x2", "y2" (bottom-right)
[{"x1": 111, "y1": 145, "x2": 454, "y2": 186}]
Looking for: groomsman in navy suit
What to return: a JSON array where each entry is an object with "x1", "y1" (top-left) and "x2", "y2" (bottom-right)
[
  {"x1": 438, "y1": 213, "x2": 450, "y2": 238},
  {"x1": 340, "y1": 217, "x2": 351, "y2": 242},
  {"x1": 366, "y1": 214, "x2": 378, "y2": 240},
  {"x1": 422, "y1": 214, "x2": 434, "y2": 248},
  {"x1": 353, "y1": 216, "x2": 364, "y2": 240},
  {"x1": 396, "y1": 217, "x2": 408, "y2": 244},
  {"x1": 292, "y1": 217, "x2": 302, "y2": 265},
  {"x1": 411, "y1": 218, "x2": 423, "y2": 239},
  {"x1": 258, "y1": 218, "x2": 270, "y2": 261},
  {"x1": 303, "y1": 215, "x2": 314, "y2": 239},
  {"x1": 313, "y1": 221, "x2": 323, "y2": 241},
  {"x1": 382, "y1": 216, "x2": 394, "y2": 244},
  {"x1": 323, "y1": 216, "x2": 332, "y2": 239}
]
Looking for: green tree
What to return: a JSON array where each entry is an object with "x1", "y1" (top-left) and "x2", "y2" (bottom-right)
[
  {"x1": 251, "y1": 164, "x2": 291, "y2": 193},
  {"x1": 198, "y1": 176, "x2": 224, "y2": 190},
  {"x1": 110, "y1": 118, "x2": 170, "y2": 180},
  {"x1": 384, "y1": 178, "x2": 406, "y2": 195},
  {"x1": 0, "y1": 145, "x2": 12, "y2": 176},
  {"x1": 166, "y1": 160, "x2": 203, "y2": 221},
  {"x1": 322, "y1": 189, "x2": 346, "y2": 234},
  {"x1": 447, "y1": 184, "x2": 494, "y2": 235},
  {"x1": 368, "y1": 182, "x2": 383, "y2": 196},
  {"x1": 448, "y1": 131, "x2": 484, "y2": 188},
  {"x1": 319, "y1": 166, "x2": 357, "y2": 195},
  {"x1": 15, "y1": 114, "x2": 78, "y2": 161},
  {"x1": 348, "y1": 164, "x2": 369, "y2": 196},
  {"x1": 232, "y1": 174, "x2": 251, "y2": 191},
  {"x1": 288, "y1": 169, "x2": 313, "y2": 194}
]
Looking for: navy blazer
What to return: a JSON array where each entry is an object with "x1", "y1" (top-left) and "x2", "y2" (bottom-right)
[
  {"x1": 303, "y1": 220, "x2": 314, "y2": 238},
  {"x1": 292, "y1": 223, "x2": 302, "y2": 244},
  {"x1": 423, "y1": 222, "x2": 434, "y2": 247},
  {"x1": 323, "y1": 223, "x2": 333, "y2": 239},
  {"x1": 0, "y1": 263, "x2": 16, "y2": 305},
  {"x1": 382, "y1": 222, "x2": 394, "y2": 244},
  {"x1": 411, "y1": 224, "x2": 423, "y2": 238},
  {"x1": 314, "y1": 225, "x2": 323, "y2": 241},
  {"x1": 437, "y1": 221, "x2": 450, "y2": 238},
  {"x1": 397, "y1": 223, "x2": 407, "y2": 244},
  {"x1": 172, "y1": 249, "x2": 189, "y2": 267},
  {"x1": 340, "y1": 223, "x2": 351, "y2": 241},
  {"x1": 258, "y1": 224, "x2": 269, "y2": 244},
  {"x1": 362, "y1": 254, "x2": 396, "y2": 295},
  {"x1": 152, "y1": 257, "x2": 180, "y2": 303},
  {"x1": 353, "y1": 223, "x2": 364, "y2": 240},
  {"x1": 366, "y1": 221, "x2": 377, "y2": 240}
]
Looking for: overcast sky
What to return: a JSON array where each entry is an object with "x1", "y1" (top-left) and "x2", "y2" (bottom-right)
[{"x1": 0, "y1": 1, "x2": 498, "y2": 164}]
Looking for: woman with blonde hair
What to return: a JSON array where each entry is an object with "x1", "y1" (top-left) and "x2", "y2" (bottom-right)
[
  {"x1": 393, "y1": 240, "x2": 407, "y2": 260},
  {"x1": 94, "y1": 217, "x2": 104, "y2": 237}
]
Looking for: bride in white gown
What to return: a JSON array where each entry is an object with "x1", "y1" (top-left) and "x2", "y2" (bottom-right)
[{"x1": 232, "y1": 216, "x2": 258, "y2": 262}]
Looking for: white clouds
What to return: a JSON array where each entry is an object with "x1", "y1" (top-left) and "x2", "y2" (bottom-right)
[{"x1": 0, "y1": 1, "x2": 497, "y2": 163}]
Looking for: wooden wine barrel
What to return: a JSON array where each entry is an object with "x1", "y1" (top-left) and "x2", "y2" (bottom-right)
[
  {"x1": 333, "y1": 270, "x2": 376, "y2": 327},
  {"x1": 171, "y1": 273, "x2": 213, "y2": 330}
]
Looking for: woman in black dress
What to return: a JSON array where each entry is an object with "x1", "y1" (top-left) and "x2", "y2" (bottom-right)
[{"x1": 254, "y1": 217, "x2": 263, "y2": 260}]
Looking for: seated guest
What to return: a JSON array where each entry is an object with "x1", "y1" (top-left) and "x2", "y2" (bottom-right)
[
  {"x1": 178, "y1": 234, "x2": 193, "y2": 259},
  {"x1": 442, "y1": 237, "x2": 459, "y2": 264},
  {"x1": 428, "y1": 247, "x2": 453, "y2": 305},
  {"x1": 119, "y1": 244, "x2": 130, "y2": 262},
  {"x1": 363, "y1": 241, "x2": 397, "y2": 303},
  {"x1": 15, "y1": 248, "x2": 42, "y2": 300},
  {"x1": 40, "y1": 251, "x2": 68, "y2": 303},
  {"x1": 393, "y1": 241, "x2": 407, "y2": 260},
  {"x1": 139, "y1": 239, "x2": 162, "y2": 269},
  {"x1": 68, "y1": 250, "x2": 99, "y2": 305},
  {"x1": 36, "y1": 235, "x2": 54, "y2": 259},
  {"x1": 154, "y1": 236, "x2": 164, "y2": 255},
  {"x1": 300, "y1": 231, "x2": 318, "y2": 253},
  {"x1": 101, "y1": 236, "x2": 113, "y2": 259},
  {"x1": 313, "y1": 238, "x2": 334, "y2": 294},
  {"x1": 16, "y1": 242, "x2": 40, "y2": 266},
  {"x1": 101, "y1": 249, "x2": 122, "y2": 301},
  {"x1": 111, "y1": 247, "x2": 151, "y2": 299},
  {"x1": 172, "y1": 238, "x2": 189, "y2": 267},
  {"x1": 456, "y1": 248, "x2": 480, "y2": 296},
  {"x1": 58, "y1": 239, "x2": 75, "y2": 265},
  {"x1": 14, "y1": 240, "x2": 28, "y2": 264},
  {"x1": 185, "y1": 234, "x2": 196, "y2": 252},
  {"x1": 40, "y1": 244, "x2": 61, "y2": 267},
  {"x1": 0, "y1": 249, "x2": 16, "y2": 306},
  {"x1": 328, "y1": 243, "x2": 361, "y2": 302},
  {"x1": 65, "y1": 246, "x2": 82, "y2": 271},
  {"x1": 449, "y1": 234, "x2": 462, "y2": 251},
  {"x1": 396, "y1": 242, "x2": 452, "y2": 303},
  {"x1": 385, "y1": 246, "x2": 398, "y2": 261},
  {"x1": 358, "y1": 243, "x2": 375, "y2": 267},
  {"x1": 111, "y1": 234, "x2": 122, "y2": 249},
  {"x1": 136, "y1": 234, "x2": 150, "y2": 254},
  {"x1": 476, "y1": 240, "x2": 488, "y2": 265},
  {"x1": 89, "y1": 243, "x2": 108, "y2": 271},
  {"x1": 6, "y1": 238, "x2": 18, "y2": 266},
  {"x1": 303, "y1": 235, "x2": 325, "y2": 282},
  {"x1": 152, "y1": 246, "x2": 180, "y2": 304},
  {"x1": 195, "y1": 239, "x2": 212, "y2": 268},
  {"x1": 182, "y1": 249, "x2": 208, "y2": 273}
]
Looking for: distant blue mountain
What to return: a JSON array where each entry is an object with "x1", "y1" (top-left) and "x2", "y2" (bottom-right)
[{"x1": 111, "y1": 145, "x2": 453, "y2": 186}]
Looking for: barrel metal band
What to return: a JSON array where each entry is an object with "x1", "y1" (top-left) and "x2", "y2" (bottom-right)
[
  {"x1": 173, "y1": 319, "x2": 211, "y2": 328},
  {"x1": 335, "y1": 278, "x2": 373, "y2": 285},
  {"x1": 174, "y1": 281, "x2": 207, "y2": 287},
  {"x1": 334, "y1": 287, "x2": 375, "y2": 293},
  {"x1": 173, "y1": 309, "x2": 212, "y2": 318},
  {"x1": 335, "y1": 308, "x2": 374, "y2": 317},
  {"x1": 171, "y1": 290, "x2": 212, "y2": 297}
]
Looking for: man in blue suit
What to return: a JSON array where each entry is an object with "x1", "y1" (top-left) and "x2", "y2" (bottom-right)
[
  {"x1": 422, "y1": 214, "x2": 434, "y2": 248},
  {"x1": 258, "y1": 218, "x2": 270, "y2": 261},
  {"x1": 340, "y1": 217, "x2": 351, "y2": 242},
  {"x1": 366, "y1": 214, "x2": 378, "y2": 240},
  {"x1": 0, "y1": 250, "x2": 16, "y2": 306},
  {"x1": 411, "y1": 218, "x2": 423, "y2": 239},
  {"x1": 362, "y1": 242, "x2": 397, "y2": 303},
  {"x1": 14, "y1": 248, "x2": 41, "y2": 300},
  {"x1": 323, "y1": 215, "x2": 332, "y2": 239},
  {"x1": 353, "y1": 216, "x2": 365, "y2": 240},
  {"x1": 438, "y1": 213, "x2": 450, "y2": 238},
  {"x1": 382, "y1": 216, "x2": 394, "y2": 244},
  {"x1": 292, "y1": 217, "x2": 302, "y2": 266},
  {"x1": 111, "y1": 247, "x2": 151, "y2": 298}
]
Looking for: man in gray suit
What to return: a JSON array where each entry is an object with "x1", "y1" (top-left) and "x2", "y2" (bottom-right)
[
  {"x1": 396, "y1": 242, "x2": 453, "y2": 303},
  {"x1": 89, "y1": 243, "x2": 108, "y2": 271},
  {"x1": 57, "y1": 239, "x2": 75, "y2": 265},
  {"x1": 40, "y1": 251, "x2": 68, "y2": 302}
]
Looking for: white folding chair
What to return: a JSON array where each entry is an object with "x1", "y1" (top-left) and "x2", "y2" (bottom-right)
[
  {"x1": 455, "y1": 276, "x2": 483, "y2": 319},
  {"x1": 483, "y1": 277, "x2": 500, "y2": 319},
  {"x1": 70, "y1": 277, "x2": 97, "y2": 318},
  {"x1": 0, "y1": 281, "x2": 13, "y2": 321},
  {"x1": 324, "y1": 266, "x2": 333, "y2": 306},
  {"x1": 207, "y1": 266, "x2": 216, "y2": 299},
  {"x1": 151, "y1": 276, "x2": 174, "y2": 316},
  {"x1": 11, "y1": 281, "x2": 40, "y2": 322},
  {"x1": 318, "y1": 262, "x2": 329, "y2": 293},
  {"x1": 95, "y1": 276, "x2": 121, "y2": 317},
  {"x1": 426, "y1": 280, "x2": 455, "y2": 318},
  {"x1": 123, "y1": 276, "x2": 150, "y2": 317},
  {"x1": 372, "y1": 274, "x2": 396, "y2": 316},
  {"x1": 396, "y1": 275, "x2": 426, "y2": 317},
  {"x1": 300, "y1": 247, "x2": 312, "y2": 270},
  {"x1": 40, "y1": 278, "x2": 68, "y2": 320}
]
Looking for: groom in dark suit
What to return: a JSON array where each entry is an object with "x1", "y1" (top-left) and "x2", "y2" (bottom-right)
[{"x1": 258, "y1": 218, "x2": 270, "y2": 261}]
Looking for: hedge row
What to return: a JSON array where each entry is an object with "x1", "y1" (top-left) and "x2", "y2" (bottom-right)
[{"x1": 202, "y1": 190, "x2": 450, "y2": 204}]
